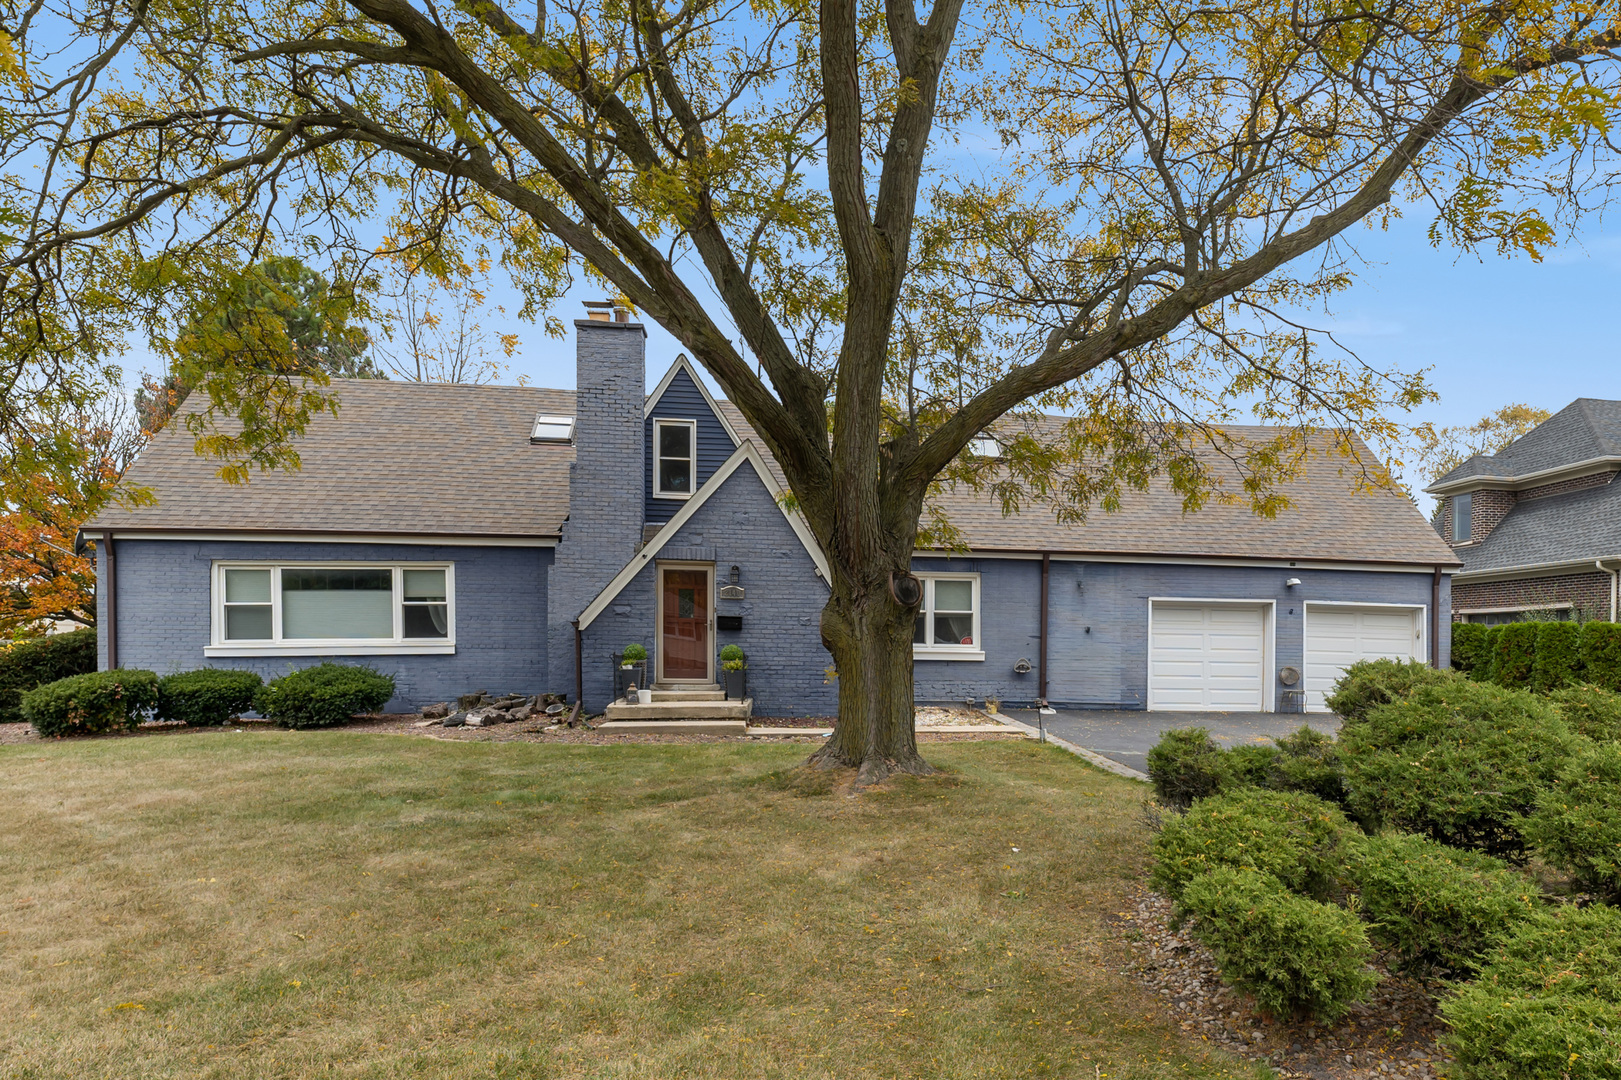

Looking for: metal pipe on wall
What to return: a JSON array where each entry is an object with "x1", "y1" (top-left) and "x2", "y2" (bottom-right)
[
  {"x1": 1596, "y1": 559, "x2": 1620, "y2": 622},
  {"x1": 1431, "y1": 567, "x2": 1441, "y2": 669},
  {"x1": 104, "y1": 536, "x2": 118, "y2": 670},
  {"x1": 1038, "y1": 554, "x2": 1050, "y2": 703},
  {"x1": 573, "y1": 618, "x2": 584, "y2": 710}
]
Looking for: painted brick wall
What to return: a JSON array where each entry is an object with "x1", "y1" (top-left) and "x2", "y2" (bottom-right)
[
  {"x1": 1453, "y1": 572, "x2": 1613, "y2": 621},
  {"x1": 548, "y1": 319, "x2": 648, "y2": 696},
  {"x1": 1041, "y1": 561, "x2": 1444, "y2": 709},
  {"x1": 100, "y1": 539, "x2": 552, "y2": 710},
  {"x1": 910, "y1": 556, "x2": 1043, "y2": 706},
  {"x1": 581, "y1": 461, "x2": 838, "y2": 716},
  {"x1": 644, "y1": 366, "x2": 737, "y2": 525}
]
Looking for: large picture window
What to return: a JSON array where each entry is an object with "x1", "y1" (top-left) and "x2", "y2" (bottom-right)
[
  {"x1": 912, "y1": 573, "x2": 983, "y2": 661},
  {"x1": 208, "y1": 563, "x2": 455, "y2": 655},
  {"x1": 654, "y1": 419, "x2": 697, "y2": 498}
]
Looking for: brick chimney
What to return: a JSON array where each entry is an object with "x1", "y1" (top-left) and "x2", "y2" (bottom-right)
[{"x1": 548, "y1": 303, "x2": 646, "y2": 698}]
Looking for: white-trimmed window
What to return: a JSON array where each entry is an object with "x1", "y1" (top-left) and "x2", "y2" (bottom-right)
[
  {"x1": 1452, "y1": 493, "x2": 1472, "y2": 543},
  {"x1": 207, "y1": 562, "x2": 455, "y2": 656},
  {"x1": 654, "y1": 419, "x2": 697, "y2": 498},
  {"x1": 912, "y1": 573, "x2": 983, "y2": 661}
]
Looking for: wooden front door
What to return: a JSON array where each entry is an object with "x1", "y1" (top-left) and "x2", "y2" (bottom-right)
[{"x1": 659, "y1": 566, "x2": 711, "y2": 682}]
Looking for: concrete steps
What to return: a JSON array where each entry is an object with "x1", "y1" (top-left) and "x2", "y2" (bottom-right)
[
  {"x1": 600, "y1": 696, "x2": 752, "y2": 722},
  {"x1": 647, "y1": 686, "x2": 726, "y2": 702}
]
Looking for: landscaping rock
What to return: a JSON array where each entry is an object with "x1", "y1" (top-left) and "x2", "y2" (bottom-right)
[
  {"x1": 457, "y1": 691, "x2": 489, "y2": 710},
  {"x1": 421, "y1": 702, "x2": 453, "y2": 720},
  {"x1": 441, "y1": 712, "x2": 467, "y2": 727},
  {"x1": 511, "y1": 705, "x2": 533, "y2": 721},
  {"x1": 491, "y1": 694, "x2": 528, "y2": 709}
]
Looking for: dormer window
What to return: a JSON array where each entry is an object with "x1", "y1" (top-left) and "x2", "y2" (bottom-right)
[
  {"x1": 1452, "y1": 492, "x2": 1472, "y2": 543},
  {"x1": 531, "y1": 414, "x2": 575, "y2": 443},
  {"x1": 968, "y1": 436, "x2": 1002, "y2": 458},
  {"x1": 654, "y1": 419, "x2": 696, "y2": 498}
]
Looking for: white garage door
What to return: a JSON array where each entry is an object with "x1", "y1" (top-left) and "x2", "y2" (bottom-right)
[
  {"x1": 1304, "y1": 605, "x2": 1423, "y2": 711},
  {"x1": 1149, "y1": 603, "x2": 1267, "y2": 711}
]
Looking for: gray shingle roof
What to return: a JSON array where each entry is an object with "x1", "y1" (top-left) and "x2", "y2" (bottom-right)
[
  {"x1": 86, "y1": 379, "x2": 576, "y2": 538},
  {"x1": 1433, "y1": 399, "x2": 1621, "y2": 487},
  {"x1": 1454, "y1": 477, "x2": 1621, "y2": 573}
]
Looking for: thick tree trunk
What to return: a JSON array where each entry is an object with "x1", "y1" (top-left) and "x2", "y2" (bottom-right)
[{"x1": 808, "y1": 563, "x2": 933, "y2": 785}]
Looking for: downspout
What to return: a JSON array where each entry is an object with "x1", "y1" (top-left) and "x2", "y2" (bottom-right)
[
  {"x1": 104, "y1": 535, "x2": 119, "y2": 670},
  {"x1": 1038, "y1": 554, "x2": 1050, "y2": 705},
  {"x1": 1431, "y1": 566, "x2": 1441, "y2": 669},
  {"x1": 573, "y1": 618, "x2": 584, "y2": 711},
  {"x1": 1597, "y1": 560, "x2": 1620, "y2": 623}
]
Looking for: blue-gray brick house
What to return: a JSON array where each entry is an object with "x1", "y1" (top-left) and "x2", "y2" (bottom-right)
[{"x1": 82, "y1": 305, "x2": 1460, "y2": 716}]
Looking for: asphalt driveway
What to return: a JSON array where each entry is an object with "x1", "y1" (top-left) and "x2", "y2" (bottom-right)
[{"x1": 1000, "y1": 707, "x2": 1339, "y2": 776}]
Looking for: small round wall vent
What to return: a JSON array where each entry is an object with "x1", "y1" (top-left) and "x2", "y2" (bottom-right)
[{"x1": 1278, "y1": 665, "x2": 1302, "y2": 686}]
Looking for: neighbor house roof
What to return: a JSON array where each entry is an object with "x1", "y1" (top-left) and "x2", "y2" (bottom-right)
[
  {"x1": 1451, "y1": 477, "x2": 1621, "y2": 576},
  {"x1": 85, "y1": 379, "x2": 576, "y2": 539},
  {"x1": 1428, "y1": 399, "x2": 1621, "y2": 492}
]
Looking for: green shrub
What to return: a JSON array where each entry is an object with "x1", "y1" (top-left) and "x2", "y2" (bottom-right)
[
  {"x1": 1580, "y1": 621, "x2": 1621, "y2": 692},
  {"x1": 1349, "y1": 832, "x2": 1539, "y2": 975},
  {"x1": 1180, "y1": 867, "x2": 1378, "y2": 1023},
  {"x1": 620, "y1": 643, "x2": 647, "y2": 663},
  {"x1": 1146, "y1": 728, "x2": 1230, "y2": 810},
  {"x1": 1150, "y1": 787, "x2": 1352, "y2": 901},
  {"x1": 1324, "y1": 659, "x2": 1457, "y2": 723},
  {"x1": 1491, "y1": 622, "x2": 1539, "y2": 689},
  {"x1": 1270, "y1": 726, "x2": 1348, "y2": 805},
  {"x1": 1532, "y1": 621, "x2": 1584, "y2": 692},
  {"x1": 1480, "y1": 626, "x2": 1502, "y2": 683},
  {"x1": 1548, "y1": 685, "x2": 1621, "y2": 742},
  {"x1": 0, "y1": 628, "x2": 98, "y2": 723},
  {"x1": 720, "y1": 644, "x2": 746, "y2": 672},
  {"x1": 1451, "y1": 622, "x2": 1493, "y2": 679},
  {"x1": 1523, "y1": 741, "x2": 1621, "y2": 900},
  {"x1": 1440, "y1": 905, "x2": 1621, "y2": 1080},
  {"x1": 22, "y1": 668, "x2": 159, "y2": 737},
  {"x1": 1339, "y1": 680, "x2": 1576, "y2": 859},
  {"x1": 156, "y1": 669, "x2": 263, "y2": 726},
  {"x1": 253, "y1": 664, "x2": 395, "y2": 730},
  {"x1": 1226, "y1": 743, "x2": 1282, "y2": 787}
]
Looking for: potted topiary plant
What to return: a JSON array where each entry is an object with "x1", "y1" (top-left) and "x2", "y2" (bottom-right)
[
  {"x1": 616, "y1": 644, "x2": 648, "y2": 701},
  {"x1": 720, "y1": 644, "x2": 747, "y2": 701}
]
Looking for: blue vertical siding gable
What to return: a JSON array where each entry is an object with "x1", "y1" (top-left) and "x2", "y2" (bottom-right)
[{"x1": 644, "y1": 365, "x2": 738, "y2": 524}]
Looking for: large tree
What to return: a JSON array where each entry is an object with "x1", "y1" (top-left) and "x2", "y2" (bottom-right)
[{"x1": 4, "y1": 0, "x2": 1619, "y2": 779}]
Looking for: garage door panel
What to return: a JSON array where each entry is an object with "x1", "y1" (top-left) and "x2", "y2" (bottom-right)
[
  {"x1": 1149, "y1": 602, "x2": 1266, "y2": 711},
  {"x1": 1304, "y1": 606, "x2": 1421, "y2": 712}
]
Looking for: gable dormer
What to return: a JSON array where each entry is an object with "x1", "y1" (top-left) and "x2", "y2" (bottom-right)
[{"x1": 643, "y1": 355, "x2": 741, "y2": 526}]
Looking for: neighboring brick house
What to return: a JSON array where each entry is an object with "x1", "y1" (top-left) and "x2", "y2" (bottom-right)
[
  {"x1": 81, "y1": 305, "x2": 1457, "y2": 716},
  {"x1": 1427, "y1": 399, "x2": 1621, "y2": 625}
]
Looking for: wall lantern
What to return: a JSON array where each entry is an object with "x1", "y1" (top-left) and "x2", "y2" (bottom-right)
[
  {"x1": 719, "y1": 564, "x2": 745, "y2": 600},
  {"x1": 1285, "y1": 577, "x2": 1302, "y2": 588}
]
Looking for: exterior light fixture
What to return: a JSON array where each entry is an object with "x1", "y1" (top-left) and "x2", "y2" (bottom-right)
[{"x1": 1285, "y1": 577, "x2": 1302, "y2": 588}]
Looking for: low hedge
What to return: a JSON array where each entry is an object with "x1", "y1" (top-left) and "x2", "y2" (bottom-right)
[
  {"x1": 1270, "y1": 725, "x2": 1347, "y2": 805},
  {"x1": 1150, "y1": 787, "x2": 1352, "y2": 902},
  {"x1": 0, "y1": 628, "x2": 98, "y2": 723},
  {"x1": 1532, "y1": 621, "x2": 1584, "y2": 692},
  {"x1": 1522, "y1": 741, "x2": 1621, "y2": 900},
  {"x1": 1338, "y1": 680, "x2": 1575, "y2": 859},
  {"x1": 254, "y1": 663, "x2": 395, "y2": 729},
  {"x1": 1440, "y1": 904, "x2": 1621, "y2": 1080},
  {"x1": 22, "y1": 668, "x2": 159, "y2": 737},
  {"x1": 1146, "y1": 727, "x2": 1230, "y2": 810},
  {"x1": 1349, "y1": 832, "x2": 1539, "y2": 975},
  {"x1": 1548, "y1": 684, "x2": 1621, "y2": 742},
  {"x1": 156, "y1": 669, "x2": 263, "y2": 726},
  {"x1": 1491, "y1": 623, "x2": 1539, "y2": 690},
  {"x1": 1451, "y1": 622, "x2": 1494, "y2": 679},
  {"x1": 1580, "y1": 621, "x2": 1621, "y2": 692},
  {"x1": 1324, "y1": 659, "x2": 1458, "y2": 723},
  {"x1": 1181, "y1": 866, "x2": 1379, "y2": 1024}
]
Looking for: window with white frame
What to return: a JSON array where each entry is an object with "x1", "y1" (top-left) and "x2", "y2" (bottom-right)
[
  {"x1": 209, "y1": 563, "x2": 454, "y2": 654},
  {"x1": 654, "y1": 419, "x2": 697, "y2": 497},
  {"x1": 912, "y1": 573, "x2": 983, "y2": 660}
]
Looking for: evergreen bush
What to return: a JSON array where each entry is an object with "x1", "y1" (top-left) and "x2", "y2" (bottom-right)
[
  {"x1": 1580, "y1": 621, "x2": 1621, "y2": 692},
  {"x1": 22, "y1": 669, "x2": 159, "y2": 737},
  {"x1": 620, "y1": 642, "x2": 648, "y2": 663},
  {"x1": 1440, "y1": 905, "x2": 1621, "y2": 1080},
  {"x1": 1324, "y1": 659, "x2": 1457, "y2": 723},
  {"x1": 1349, "y1": 832, "x2": 1539, "y2": 975},
  {"x1": 1522, "y1": 741, "x2": 1621, "y2": 900},
  {"x1": 1225, "y1": 744, "x2": 1282, "y2": 788},
  {"x1": 253, "y1": 664, "x2": 395, "y2": 729},
  {"x1": 1180, "y1": 867, "x2": 1379, "y2": 1024},
  {"x1": 1145, "y1": 727, "x2": 1230, "y2": 810},
  {"x1": 1491, "y1": 622, "x2": 1539, "y2": 689},
  {"x1": 1270, "y1": 726, "x2": 1348, "y2": 805},
  {"x1": 1149, "y1": 787, "x2": 1352, "y2": 901},
  {"x1": 0, "y1": 628, "x2": 98, "y2": 723},
  {"x1": 1339, "y1": 680, "x2": 1575, "y2": 859},
  {"x1": 1450, "y1": 621, "x2": 1493, "y2": 679},
  {"x1": 1532, "y1": 621, "x2": 1583, "y2": 692},
  {"x1": 1547, "y1": 684, "x2": 1621, "y2": 742},
  {"x1": 156, "y1": 669, "x2": 263, "y2": 726}
]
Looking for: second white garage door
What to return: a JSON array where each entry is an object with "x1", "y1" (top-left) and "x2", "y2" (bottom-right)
[
  {"x1": 1148, "y1": 603, "x2": 1267, "y2": 711},
  {"x1": 1303, "y1": 605, "x2": 1423, "y2": 711}
]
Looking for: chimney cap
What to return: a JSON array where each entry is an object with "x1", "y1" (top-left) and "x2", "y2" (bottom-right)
[{"x1": 583, "y1": 299, "x2": 614, "y2": 322}]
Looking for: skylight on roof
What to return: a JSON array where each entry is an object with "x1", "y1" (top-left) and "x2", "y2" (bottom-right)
[
  {"x1": 968, "y1": 436, "x2": 1002, "y2": 458},
  {"x1": 531, "y1": 415, "x2": 575, "y2": 443}
]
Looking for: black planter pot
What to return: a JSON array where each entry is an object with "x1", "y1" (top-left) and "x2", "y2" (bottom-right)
[
  {"x1": 723, "y1": 668, "x2": 748, "y2": 701},
  {"x1": 614, "y1": 657, "x2": 648, "y2": 701}
]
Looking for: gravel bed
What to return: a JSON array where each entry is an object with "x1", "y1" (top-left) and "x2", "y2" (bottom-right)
[{"x1": 1114, "y1": 889, "x2": 1455, "y2": 1080}]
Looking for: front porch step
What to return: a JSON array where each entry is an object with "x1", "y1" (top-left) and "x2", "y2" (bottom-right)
[
  {"x1": 596, "y1": 719, "x2": 749, "y2": 735},
  {"x1": 601, "y1": 697, "x2": 753, "y2": 722},
  {"x1": 649, "y1": 687, "x2": 725, "y2": 702}
]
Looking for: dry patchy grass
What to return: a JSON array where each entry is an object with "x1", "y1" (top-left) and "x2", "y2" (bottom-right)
[{"x1": 0, "y1": 734, "x2": 1266, "y2": 1079}]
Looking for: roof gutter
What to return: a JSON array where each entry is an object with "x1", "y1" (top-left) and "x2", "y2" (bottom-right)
[
  {"x1": 1598, "y1": 559, "x2": 1621, "y2": 623},
  {"x1": 1425, "y1": 455, "x2": 1621, "y2": 496},
  {"x1": 1454, "y1": 556, "x2": 1621, "y2": 584}
]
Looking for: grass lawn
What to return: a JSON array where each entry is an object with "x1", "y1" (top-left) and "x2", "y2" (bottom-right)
[{"x1": 0, "y1": 733, "x2": 1264, "y2": 1079}]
